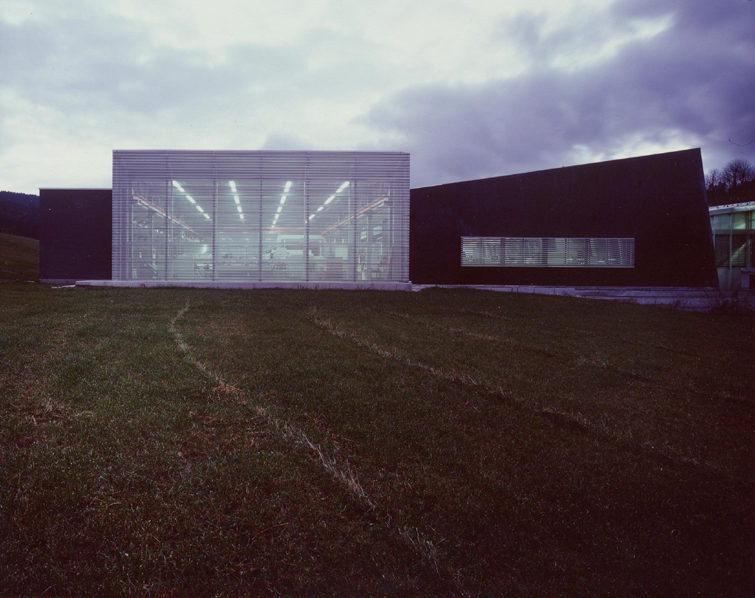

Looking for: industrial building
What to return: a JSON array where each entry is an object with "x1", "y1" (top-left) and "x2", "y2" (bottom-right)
[{"x1": 40, "y1": 148, "x2": 719, "y2": 291}]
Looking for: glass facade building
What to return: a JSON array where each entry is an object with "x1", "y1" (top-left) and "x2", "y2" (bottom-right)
[
  {"x1": 112, "y1": 151, "x2": 409, "y2": 284},
  {"x1": 709, "y1": 202, "x2": 755, "y2": 290}
]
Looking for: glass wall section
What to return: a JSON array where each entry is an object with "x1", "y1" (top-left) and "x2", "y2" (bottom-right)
[
  {"x1": 112, "y1": 151, "x2": 410, "y2": 283},
  {"x1": 709, "y1": 204, "x2": 754, "y2": 289},
  {"x1": 354, "y1": 181, "x2": 397, "y2": 280},
  {"x1": 128, "y1": 180, "x2": 168, "y2": 279},
  {"x1": 216, "y1": 180, "x2": 260, "y2": 281},
  {"x1": 307, "y1": 180, "x2": 354, "y2": 282},
  {"x1": 167, "y1": 180, "x2": 215, "y2": 280},
  {"x1": 261, "y1": 180, "x2": 306, "y2": 280}
]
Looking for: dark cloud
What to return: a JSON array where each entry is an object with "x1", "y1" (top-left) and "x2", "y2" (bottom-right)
[{"x1": 362, "y1": 0, "x2": 755, "y2": 187}]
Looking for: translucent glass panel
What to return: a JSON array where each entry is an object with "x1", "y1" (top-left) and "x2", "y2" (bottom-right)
[
  {"x1": 711, "y1": 214, "x2": 731, "y2": 230},
  {"x1": 307, "y1": 180, "x2": 354, "y2": 282},
  {"x1": 167, "y1": 180, "x2": 215, "y2": 280},
  {"x1": 731, "y1": 235, "x2": 748, "y2": 267},
  {"x1": 112, "y1": 151, "x2": 410, "y2": 282},
  {"x1": 461, "y1": 237, "x2": 635, "y2": 267},
  {"x1": 129, "y1": 181, "x2": 168, "y2": 280},
  {"x1": 216, "y1": 180, "x2": 260, "y2": 281},
  {"x1": 261, "y1": 180, "x2": 306, "y2": 281},
  {"x1": 714, "y1": 235, "x2": 730, "y2": 267},
  {"x1": 732, "y1": 212, "x2": 748, "y2": 230}
]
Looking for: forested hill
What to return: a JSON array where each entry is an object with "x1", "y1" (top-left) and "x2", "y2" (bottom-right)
[{"x1": 0, "y1": 191, "x2": 39, "y2": 239}]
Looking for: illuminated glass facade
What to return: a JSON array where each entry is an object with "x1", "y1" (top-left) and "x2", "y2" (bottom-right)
[
  {"x1": 710, "y1": 202, "x2": 755, "y2": 289},
  {"x1": 112, "y1": 151, "x2": 409, "y2": 283}
]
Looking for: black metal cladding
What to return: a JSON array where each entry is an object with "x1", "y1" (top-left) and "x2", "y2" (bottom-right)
[
  {"x1": 410, "y1": 149, "x2": 717, "y2": 286},
  {"x1": 39, "y1": 189, "x2": 112, "y2": 282}
]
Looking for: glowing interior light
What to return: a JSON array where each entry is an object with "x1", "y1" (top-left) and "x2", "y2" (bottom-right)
[
  {"x1": 196, "y1": 205, "x2": 204, "y2": 213},
  {"x1": 280, "y1": 195, "x2": 286, "y2": 204},
  {"x1": 337, "y1": 181, "x2": 350, "y2": 193},
  {"x1": 229, "y1": 181, "x2": 237, "y2": 192},
  {"x1": 324, "y1": 195, "x2": 335, "y2": 205},
  {"x1": 234, "y1": 195, "x2": 240, "y2": 204},
  {"x1": 284, "y1": 181, "x2": 292, "y2": 192},
  {"x1": 186, "y1": 195, "x2": 196, "y2": 204},
  {"x1": 172, "y1": 181, "x2": 185, "y2": 192},
  {"x1": 239, "y1": 214, "x2": 244, "y2": 220},
  {"x1": 204, "y1": 214, "x2": 210, "y2": 220},
  {"x1": 316, "y1": 206, "x2": 323, "y2": 212},
  {"x1": 308, "y1": 214, "x2": 315, "y2": 220},
  {"x1": 237, "y1": 206, "x2": 242, "y2": 213},
  {"x1": 276, "y1": 206, "x2": 282, "y2": 213}
]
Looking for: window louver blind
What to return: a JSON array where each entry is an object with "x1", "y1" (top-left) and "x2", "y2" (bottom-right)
[
  {"x1": 461, "y1": 237, "x2": 635, "y2": 267},
  {"x1": 113, "y1": 151, "x2": 410, "y2": 282}
]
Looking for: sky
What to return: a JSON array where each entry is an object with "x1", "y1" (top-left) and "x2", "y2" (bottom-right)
[{"x1": 1, "y1": 0, "x2": 753, "y2": 194}]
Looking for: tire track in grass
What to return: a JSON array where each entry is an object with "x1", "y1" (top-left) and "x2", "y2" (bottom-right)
[
  {"x1": 309, "y1": 307, "x2": 749, "y2": 489},
  {"x1": 169, "y1": 301, "x2": 473, "y2": 598}
]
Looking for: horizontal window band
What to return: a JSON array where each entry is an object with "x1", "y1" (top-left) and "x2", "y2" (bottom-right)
[{"x1": 461, "y1": 237, "x2": 635, "y2": 268}]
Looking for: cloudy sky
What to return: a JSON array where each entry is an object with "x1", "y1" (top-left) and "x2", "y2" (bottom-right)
[{"x1": 1, "y1": 0, "x2": 753, "y2": 194}]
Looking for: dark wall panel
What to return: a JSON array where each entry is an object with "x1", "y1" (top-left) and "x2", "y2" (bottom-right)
[
  {"x1": 40, "y1": 189, "x2": 112, "y2": 282},
  {"x1": 410, "y1": 149, "x2": 717, "y2": 286}
]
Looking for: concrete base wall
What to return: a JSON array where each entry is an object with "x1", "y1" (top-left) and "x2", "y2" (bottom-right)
[{"x1": 75, "y1": 280, "x2": 413, "y2": 291}]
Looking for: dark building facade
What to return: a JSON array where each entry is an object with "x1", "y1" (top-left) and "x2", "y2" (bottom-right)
[
  {"x1": 39, "y1": 189, "x2": 113, "y2": 283},
  {"x1": 410, "y1": 149, "x2": 717, "y2": 287}
]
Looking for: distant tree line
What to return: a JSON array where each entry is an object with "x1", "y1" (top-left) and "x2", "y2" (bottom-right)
[
  {"x1": 0, "y1": 191, "x2": 40, "y2": 239},
  {"x1": 705, "y1": 158, "x2": 755, "y2": 206}
]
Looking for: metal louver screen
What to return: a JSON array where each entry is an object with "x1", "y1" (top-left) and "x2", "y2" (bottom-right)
[
  {"x1": 112, "y1": 151, "x2": 410, "y2": 282},
  {"x1": 461, "y1": 237, "x2": 635, "y2": 267}
]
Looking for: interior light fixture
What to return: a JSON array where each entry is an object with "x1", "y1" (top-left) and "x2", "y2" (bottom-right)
[
  {"x1": 276, "y1": 206, "x2": 282, "y2": 213},
  {"x1": 240, "y1": 214, "x2": 244, "y2": 220},
  {"x1": 280, "y1": 195, "x2": 286, "y2": 204},
  {"x1": 196, "y1": 206, "x2": 204, "y2": 213},
  {"x1": 237, "y1": 206, "x2": 242, "y2": 213},
  {"x1": 324, "y1": 195, "x2": 335, "y2": 205},
  {"x1": 204, "y1": 214, "x2": 210, "y2": 220},
  {"x1": 234, "y1": 195, "x2": 240, "y2": 204},
  {"x1": 316, "y1": 206, "x2": 323, "y2": 212},
  {"x1": 172, "y1": 181, "x2": 185, "y2": 192},
  {"x1": 229, "y1": 181, "x2": 237, "y2": 192},
  {"x1": 186, "y1": 195, "x2": 196, "y2": 204},
  {"x1": 284, "y1": 181, "x2": 292, "y2": 192},
  {"x1": 309, "y1": 214, "x2": 315, "y2": 220},
  {"x1": 337, "y1": 181, "x2": 350, "y2": 193}
]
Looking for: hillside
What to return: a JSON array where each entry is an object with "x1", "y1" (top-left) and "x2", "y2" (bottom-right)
[
  {"x1": 0, "y1": 191, "x2": 40, "y2": 239},
  {"x1": 0, "y1": 232, "x2": 39, "y2": 281}
]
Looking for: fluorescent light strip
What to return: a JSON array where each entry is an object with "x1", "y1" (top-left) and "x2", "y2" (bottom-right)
[
  {"x1": 186, "y1": 195, "x2": 196, "y2": 204},
  {"x1": 324, "y1": 195, "x2": 335, "y2": 205},
  {"x1": 240, "y1": 214, "x2": 244, "y2": 220},
  {"x1": 316, "y1": 206, "x2": 323, "y2": 212},
  {"x1": 229, "y1": 181, "x2": 237, "y2": 192},
  {"x1": 280, "y1": 195, "x2": 286, "y2": 204},
  {"x1": 234, "y1": 195, "x2": 240, "y2": 204},
  {"x1": 276, "y1": 206, "x2": 282, "y2": 213},
  {"x1": 337, "y1": 181, "x2": 350, "y2": 193},
  {"x1": 284, "y1": 181, "x2": 292, "y2": 192},
  {"x1": 309, "y1": 214, "x2": 315, "y2": 220},
  {"x1": 204, "y1": 214, "x2": 210, "y2": 220},
  {"x1": 172, "y1": 181, "x2": 185, "y2": 192},
  {"x1": 196, "y1": 206, "x2": 204, "y2": 213},
  {"x1": 237, "y1": 206, "x2": 242, "y2": 213}
]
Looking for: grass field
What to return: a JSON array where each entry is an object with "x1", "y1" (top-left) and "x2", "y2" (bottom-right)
[
  {"x1": 0, "y1": 284, "x2": 753, "y2": 597},
  {"x1": 0, "y1": 233, "x2": 39, "y2": 282}
]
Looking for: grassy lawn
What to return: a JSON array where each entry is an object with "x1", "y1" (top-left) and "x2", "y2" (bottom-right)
[
  {"x1": 0, "y1": 233, "x2": 39, "y2": 281},
  {"x1": 0, "y1": 284, "x2": 753, "y2": 597}
]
